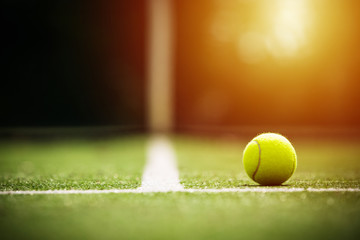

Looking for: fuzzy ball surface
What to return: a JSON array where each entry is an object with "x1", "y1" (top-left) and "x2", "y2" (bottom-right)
[{"x1": 243, "y1": 133, "x2": 297, "y2": 185}]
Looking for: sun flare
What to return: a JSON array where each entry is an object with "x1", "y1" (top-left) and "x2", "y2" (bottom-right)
[{"x1": 266, "y1": 0, "x2": 310, "y2": 58}]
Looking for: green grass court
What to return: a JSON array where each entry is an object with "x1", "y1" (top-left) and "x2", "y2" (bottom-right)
[
  {"x1": 0, "y1": 136, "x2": 145, "y2": 191},
  {"x1": 1, "y1": 135, "x2": 360, "y2": 239}
]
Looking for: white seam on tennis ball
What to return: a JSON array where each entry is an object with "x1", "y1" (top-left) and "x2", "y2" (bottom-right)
[{"x1": 252, "y1": 140, "x2": 261, "y2": 181}]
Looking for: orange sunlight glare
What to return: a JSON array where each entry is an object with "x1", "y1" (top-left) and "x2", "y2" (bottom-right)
[
  {"x1": 266, "y1": 0, "x2": 309, "y2": 58},
  {"x1": 236, "y1": 0, "x2": 312, "y2": 63}
]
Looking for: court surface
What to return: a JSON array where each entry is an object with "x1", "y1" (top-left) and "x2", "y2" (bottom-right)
[{"x1": 1, "y1": 134, "x2": 360, "y2": 239}]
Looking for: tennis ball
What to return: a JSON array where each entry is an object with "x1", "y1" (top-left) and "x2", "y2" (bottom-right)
[{"x1": 243, "y1": 133, "x2": 297, "y2": 185}]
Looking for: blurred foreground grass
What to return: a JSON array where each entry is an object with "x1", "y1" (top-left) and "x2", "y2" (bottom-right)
[{"x1": 1, "y1": 192, "x2": 360, "y2": 240}]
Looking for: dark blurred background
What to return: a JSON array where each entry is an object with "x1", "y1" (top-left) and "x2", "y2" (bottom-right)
[
  {"x1": 1, "y1": 0, "x2": 146, "y2": 127},
  {"x1": 1, "y1": 0, "x2": 360, "y2": 135}
]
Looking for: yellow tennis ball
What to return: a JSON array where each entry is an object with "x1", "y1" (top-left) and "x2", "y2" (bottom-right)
[{"x1": 243, "y1": 133, "x2": 297, "y2": 185}]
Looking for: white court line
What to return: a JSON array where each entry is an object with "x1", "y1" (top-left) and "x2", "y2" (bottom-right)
[
  {"x1": 137, "y1": 135, "x2": 184, "y2": 192},
  {"x1": 1, "y1": 188, "x2": 360, "y2": 195}
]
